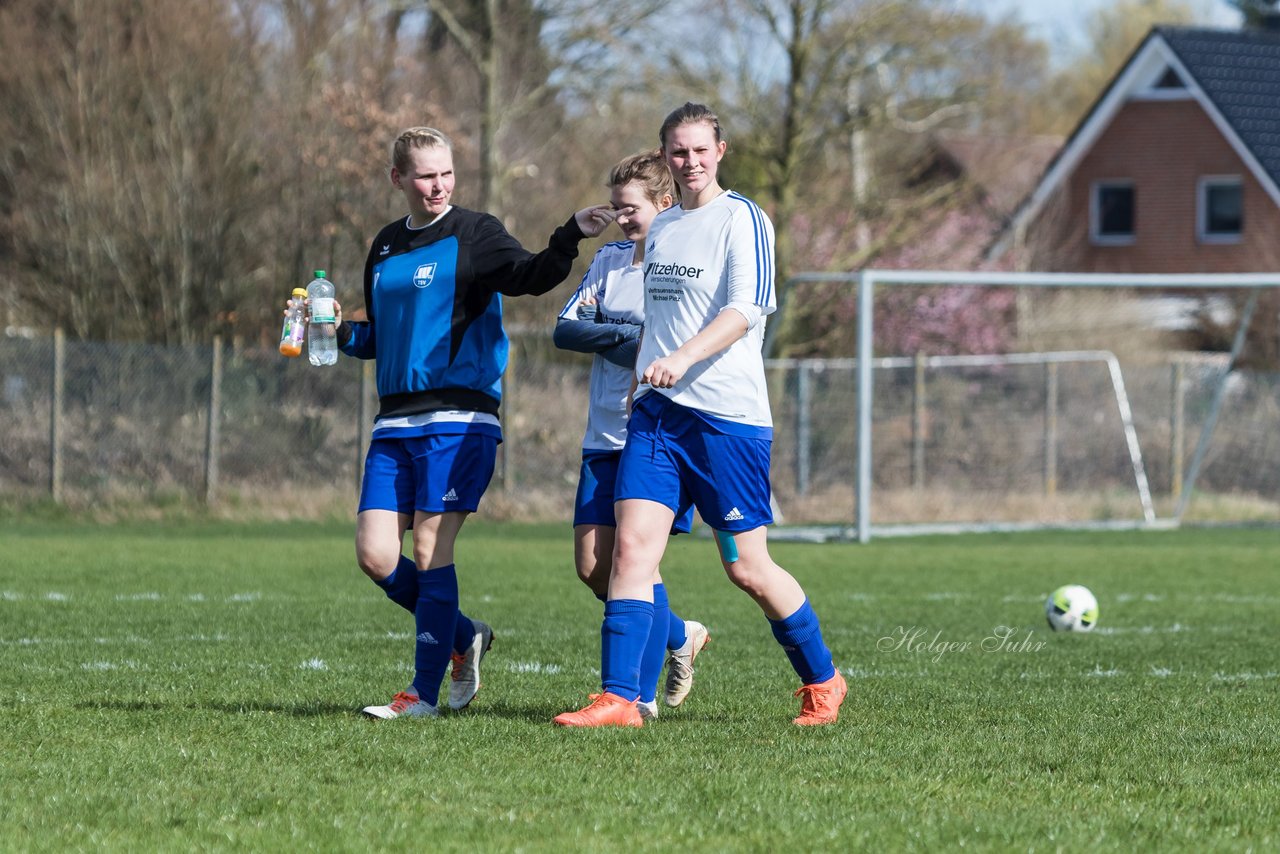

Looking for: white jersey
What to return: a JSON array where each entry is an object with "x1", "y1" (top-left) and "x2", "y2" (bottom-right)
[
  {"x1": 636, "y1": 191, "x2": 776, "y2": 426},
  {"x1": 558, "y1": 241, "x2": 645, "y2": 451}
]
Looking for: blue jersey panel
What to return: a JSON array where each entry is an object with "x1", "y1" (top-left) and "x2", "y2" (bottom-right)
[
  {"x1": 448, "y1": 293, "x2": 506, "y2": 401},
  {"x1": 372, "y1": 239, "x2": 460, "y2": 397},
  {"x1": 371, "y1": 236, "x2": 506, "y2": 403}
]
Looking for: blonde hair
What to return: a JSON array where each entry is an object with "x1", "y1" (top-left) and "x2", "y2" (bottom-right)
[
  {"x1": 608, "y1": 149, "x2": 676, "y2": 206},
  {"x1": 391, "y1": 127, "x2": 453, "y2": 173}
]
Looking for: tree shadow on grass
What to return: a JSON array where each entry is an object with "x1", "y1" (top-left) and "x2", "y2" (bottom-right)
[
  {"x1": 74, "y1": 699, "x2": 358, "y2": 717},
  {"x1": 72, "y1": 698, "x2": 739, "y2": 724},
  {"x1": 469, "y1": 697, "x2": 736, "y2": 726}
]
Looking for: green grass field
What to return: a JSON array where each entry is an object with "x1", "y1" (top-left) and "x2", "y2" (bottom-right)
[{"x1": 2, "y1": 519, "x2": 1278, "y2": 851}]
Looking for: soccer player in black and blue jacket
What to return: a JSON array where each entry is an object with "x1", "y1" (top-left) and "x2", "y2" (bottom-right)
[{"x1": 334, "y1": 126, "x2": 617, "y2": 720}]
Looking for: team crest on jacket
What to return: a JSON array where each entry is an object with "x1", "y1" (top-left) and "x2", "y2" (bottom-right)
[{"x1": 413, "y1": 263, "x2": 437, "y2": 288}]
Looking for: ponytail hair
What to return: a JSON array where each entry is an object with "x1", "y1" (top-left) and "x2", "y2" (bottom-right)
[
  {"x1": 391, "y1": 127, "x2": 453, "y2": 172},
  {"x1": 608, "y1": 149, "x2": 676, "y2": 206}
]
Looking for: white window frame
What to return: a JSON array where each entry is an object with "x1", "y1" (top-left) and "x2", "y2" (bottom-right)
[
  {"x1": 1197, "y1": 176, "x2": 1244, "y2": 244},
  {"x1": 1090, "y1": 180, "x2": 1136, "y2": 246}
]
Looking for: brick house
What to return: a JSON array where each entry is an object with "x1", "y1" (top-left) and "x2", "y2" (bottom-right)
[{"x1": 991, "y1": 26, "x2": 1280, "y2": 273}]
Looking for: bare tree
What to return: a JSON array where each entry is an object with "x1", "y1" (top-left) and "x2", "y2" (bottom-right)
[
  {"x1": 1042, "y1": 0, "x2": 1200, "y2": 137},
  {"x1": 0, "y1": 0, "x2": 268, "y2": 343},
  {"x1": 397, "y1": 0, "x2": 667, "y2": 222},
  {"x1": 675, "y1": 0, "x2": 1049, "y2": 356},
  {"x1": 247, "y1": 0, "x2": 461, "y2": 324}
]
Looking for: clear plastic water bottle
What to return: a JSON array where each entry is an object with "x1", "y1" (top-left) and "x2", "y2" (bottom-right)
[
  {"x1": 306, "y1": 270, "x2": 338, "y2": 366},
  {"x1": 278, "y1": 288, "x2": 307, "y2": 357}
]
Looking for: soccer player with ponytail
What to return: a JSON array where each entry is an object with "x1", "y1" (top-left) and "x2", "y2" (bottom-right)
[{"x1": 555, "y1": 104, "x2": 846, "y2": 727}]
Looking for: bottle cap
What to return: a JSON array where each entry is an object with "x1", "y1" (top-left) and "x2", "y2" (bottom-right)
[
  {"x1": 313, "y1": 270, "x2": 326, "y2": 278},
  {"x1": 292, "y1": 288, "x2": 307, "y2": 297}
]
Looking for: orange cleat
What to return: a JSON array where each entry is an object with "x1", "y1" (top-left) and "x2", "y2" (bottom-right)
[
  {"x1": 553, "y1": 692, "x2": 644, "y2": 728},
  {"x1": 792, "y1": 668, "x2": 847, "y2": 726}
]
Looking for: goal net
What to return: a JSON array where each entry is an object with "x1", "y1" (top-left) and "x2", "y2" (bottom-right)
[{"x1": 763, "y1": 270, "x2": 1280, "y2": 541}]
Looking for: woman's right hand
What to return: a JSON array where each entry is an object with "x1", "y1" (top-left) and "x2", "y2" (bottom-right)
[
  {"x1": 641, "y1": 353, "x2": 694, "y2": 389},
  {"x1": 574, "y1": 204, "x2": 617, "y2": 238}
]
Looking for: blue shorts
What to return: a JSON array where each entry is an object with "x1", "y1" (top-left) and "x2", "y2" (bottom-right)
[
  {"x1": 574, "y1": 450, "x2": 694, "y2": 533},
  {"x1": 358, "y1": 433, "x2": 497, "y2": 515},
  {"x1": 615, "y1": 394, "x2": 774, "y2": 532}
]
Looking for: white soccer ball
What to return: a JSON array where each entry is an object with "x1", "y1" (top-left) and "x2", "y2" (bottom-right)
[{"x1": 1045, "y1": 584, "x2": 1099, "y2": 632}]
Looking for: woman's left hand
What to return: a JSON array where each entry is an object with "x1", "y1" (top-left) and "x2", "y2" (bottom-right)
[{"x1": 574, "y1": 204, "x2": 617, "y2": 237}]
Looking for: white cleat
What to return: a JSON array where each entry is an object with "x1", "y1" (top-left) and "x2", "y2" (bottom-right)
[
  {"x1": 664, "y1": 620, "x2": 710, "y2": 707},
  {"x1": 448, "y1": 620, "x2": 494, "y2": 711},
  {"x1": 361, "y1": 691, "x2": 438, "y2": 720},
  {"x1": 636, "y1": 699, "x2": 659, "y2": 721}
]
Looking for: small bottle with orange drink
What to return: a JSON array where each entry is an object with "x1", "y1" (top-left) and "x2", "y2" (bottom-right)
[{"x1": 278, "y1": 288, "x2": 307, "y2": 357}]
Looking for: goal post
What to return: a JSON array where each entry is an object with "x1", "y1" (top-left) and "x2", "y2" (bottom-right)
[{"x1": 766, "y1": 269, "x2": 1280, "y2": 542}]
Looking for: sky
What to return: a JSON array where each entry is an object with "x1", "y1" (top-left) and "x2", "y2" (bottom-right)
[{"x1": 962, "y1": 0, "x2": 1243, "y2": 56}]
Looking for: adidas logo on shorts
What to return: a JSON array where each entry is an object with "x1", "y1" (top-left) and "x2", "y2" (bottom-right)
[
  {"x1": 442, "y1": 488, "x2": 459, "y2": 502},
  {"x1": 723, "y1": 507, "x2": 745, "y2": 522}
]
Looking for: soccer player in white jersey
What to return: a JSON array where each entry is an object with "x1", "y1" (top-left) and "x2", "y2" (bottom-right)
[
  {"x1": 555, "y1": 103, "x2": 846, "y2": 728},
  {"x1": 553, "y1": 150, "x2": 711, "y2": 719}
]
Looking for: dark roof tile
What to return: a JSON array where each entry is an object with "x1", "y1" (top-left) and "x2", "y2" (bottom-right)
[{"x1": 1156, "y1": 26, "x2": 1280, "y2": 187}]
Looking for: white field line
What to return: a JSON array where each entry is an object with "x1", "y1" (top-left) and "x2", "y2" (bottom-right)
[
  {"x1": 506, "y1": 661, "x2": 562, "y2": 675},
  {"x1": 80, "y1": 660, "x2": 145, "y2": 671},
  {"x1": 2, "y1": 591, "x2": 268, "y2": 603},
  {"x1": 1094, "y1": 623, "x2": 1192, "y2": 634},
  {"x1": 27, "y1": 659, "x2": 1280, "y2": 683},
  {"x1": 5, "y1": 590, "x2": 1275, "y2": 606}
]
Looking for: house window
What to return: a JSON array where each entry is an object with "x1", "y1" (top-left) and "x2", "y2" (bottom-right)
[
  {"x1": 1134, "y1": 63, "x2": 1193, "y2": 101},
  {"x1": 1154, "y1": 67, "x2": 1186, "y2": 89},
  {"x1": 1091, "y1": 182, "x2": 1135, "y2": 245},
  {"x1": 1198, "y1": 177, "x2": 1243, "y2": 243}
]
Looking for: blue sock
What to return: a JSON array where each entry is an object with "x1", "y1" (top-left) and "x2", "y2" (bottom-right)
[
  {"x1": 638, "y1": 585, "x2": 671, "y2": 703},
  {"x1": 375, "y1": 558, "x2": 475, "y2": 651},
  {"x1": 601, "y1": 599, "x2": 654, "y2": 701},
  {"x1": 453, "y1": 610, "x2": 476, "y2": 655},
  {"x1": 667, "y1": 607, "x2": 687, "y2": 651},
  {"x1": 373, "y1": 555, "x2": 418, "y2": 612},
  {"x1": 412, "y1": 564, "x2": 459, "y2": 706},
  {"x1": 769, "y1": 599, "x2": 836, "y2": 685}
]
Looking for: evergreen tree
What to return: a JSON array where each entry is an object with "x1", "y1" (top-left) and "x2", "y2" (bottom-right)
[{"x1": 1229, "y1": 0, "x2": 1280, "y2": 29}]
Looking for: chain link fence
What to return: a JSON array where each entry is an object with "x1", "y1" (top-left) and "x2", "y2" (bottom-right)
[{"x1": 2, "y1": 332, "x2": 1277, "y2": 525}]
